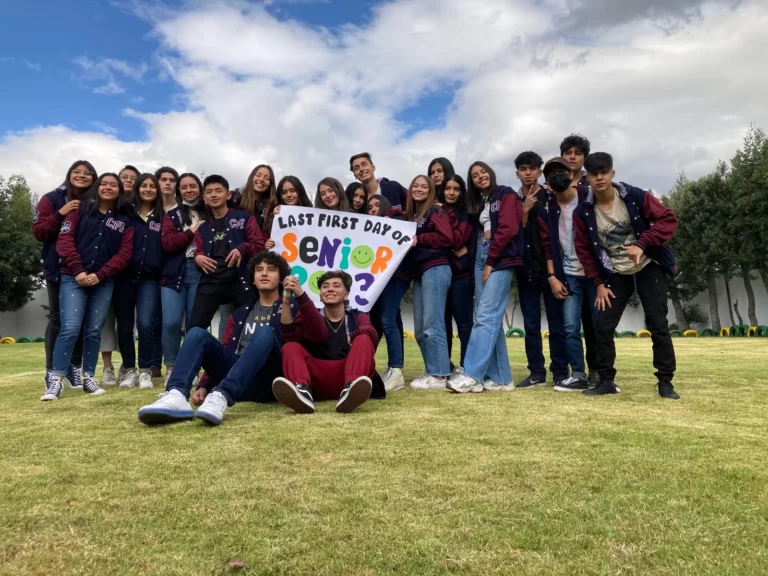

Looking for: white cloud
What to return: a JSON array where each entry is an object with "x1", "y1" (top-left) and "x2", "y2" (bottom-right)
[
  {"x1": 1, "y1": 0, "x2": 767, "y2": 199},
  {"x1": 74, "y1": 56, "x2": 149, "y2": 95}
]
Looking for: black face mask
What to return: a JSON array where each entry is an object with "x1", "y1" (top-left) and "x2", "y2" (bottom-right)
[{"x1": 548, "y1": 172, "x2": 571, "y2": 193}]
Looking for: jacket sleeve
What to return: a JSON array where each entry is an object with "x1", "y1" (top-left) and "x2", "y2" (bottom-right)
[
  {"x1": 634, "y1": 192, "x2": 678, "y2": 251},
  {"x1": 385, "y1": 207, "x2": 406, "y2": 220},
  {"x1": 452, "y1": 214, "x2": 473, "y2": 251},
  {"x1": 236, "y1": 215, "x2": 265, "y2": 259},
  {"x1": 486, "y1": 193, "x2": 522, "y2": 267},
  {"x1": 96, "y1": 227, "x2": 134, "y2": 281},
  {"x1": 418, "y1": 210, "x2": 454, "y2": 249},
  {"x1": 349, "y1": 312, "x2": 379, "y2": 347},
  {"x1": 56, "y1": 212, "x2": 84, "y2": 276},
  {"x1": 197, "y1": 315, "x2": 237, "y2": 392},
  {"x1": 32, "y1": 195, "x2": 64, "y2": 242},
  {"x1": 194, "y1": 228, "x2": 206, "y2": 257},
  {"x1": 539, "y1": 212, "x2": 552, "y2": 261},
  {"x1": 573, "y1": 215, "x2": 603, "y2": 287},
  {"x1": 161, "y1": 214, "x2": 194, "y2": 253},
  {"x1": 281, "y1": 292, "x2": 327, "y2": 343}
]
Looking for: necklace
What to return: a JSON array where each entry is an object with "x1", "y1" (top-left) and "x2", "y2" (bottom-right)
[{"x1": 325, "y1": 316, "x2": 344, "y2": 334}]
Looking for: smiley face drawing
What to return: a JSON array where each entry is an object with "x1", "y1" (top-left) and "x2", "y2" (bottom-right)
[
  {"x1": 350, "y1": 245, "x2": 374, "y2": 269},
  {"x1": 308, "y1": 270, "x2": 325, "y2": 294}
]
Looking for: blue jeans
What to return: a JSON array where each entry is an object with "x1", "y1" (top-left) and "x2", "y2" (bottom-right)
[
  {"x1": 378, "y1": 278, "x2": 408, "y2": 368},
  {"x1": 464, "y1": 240, "x2": 513, "y2": 384},
  {"x1": 563, "y1": 275, "x2": 597, "y2": 380},
  {"x1": 114, "y1": 279, "x2": 160, "y2": 370},
  {"x1": 161, "y1": 260, "x2": 201, "y2": 366},
  {"x1": 52, "y1": 274, "x2": 114, "y2": 377},
  {"x1": 413, "y1": 265, "x2": 451, "y2": 376},
  {"x1": 167, "y1": 326, "x2": 281, "y2": 406},
  {"x1": 517, "y1": 271, "x2": 569, "y2": 380},
  {"x1": 447, "y1": 275, "x2": 474, "y2": 367}
]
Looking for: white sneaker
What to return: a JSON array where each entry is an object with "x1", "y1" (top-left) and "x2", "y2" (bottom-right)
[
  {"x1": 383, "y1": 367, "x2": 405, "y2": 392},
  {"x1": 195, "y1": 390, "x2": 228, "y2": 426},
  {"x1": 483, "y1": 379, "x2": 515, "y2": 391},
  {"x1": 41, "y1": 376, "x2": 63, "y2": 401},
  {"x1": 119, "y1": 369, "x2": 138, "y2": 388},
  {"x1": 425, "y1": 376, "x2": 448, "y2": 389},
  {"x1": 82, "y1": 375, "x2": 106, "y2": 396},
  {"x1": 102, "y1": 366, "x2": 117, "y2": 386},
  {"x1": 448, "y1": 366, "x2": 465, "y2": 381},
  {"x1": 409, "y1": 371, "x2": 430, "y2": 389},
  {"x1": 138, "y1": 371, "x2": 154, "y2": 390},
  {"x1": 163, "y1": 370, "x2": 172, "y2": 387},
  {"x1": 138, "y1": 389, "x2": 194, "y2": 425},
  {"x1": 447, "y1": 373, "x2": 484, "y2": 394}
]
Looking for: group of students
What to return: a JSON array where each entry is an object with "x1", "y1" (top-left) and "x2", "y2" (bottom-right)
[{"x1": 32, "y1": 132, "x2": 681, "y2": 424}]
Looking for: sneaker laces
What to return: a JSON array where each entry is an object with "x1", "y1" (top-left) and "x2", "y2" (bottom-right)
[
  {"x1": 83, "y1": 376, "x2": 101, "y2": 393},
  {"x1": 48, "y1": 378, "x2": 63, "y2": 395},
  {"x1": 205, "y1": 392, "x2": 228, "y2": 411},
  {"x1": 72, "y1": 366, "x2": 83, "y2": 387},
  {"x1": 382, "y1": 367, "x2": 393, "y2": 382}
]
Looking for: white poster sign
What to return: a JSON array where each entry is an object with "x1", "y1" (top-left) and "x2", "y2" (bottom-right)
[{"x1": 271, "y1": 206, "x2": 416, "y2": 312}]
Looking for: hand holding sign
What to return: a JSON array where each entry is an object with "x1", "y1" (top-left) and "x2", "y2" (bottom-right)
[{"x1": 272, "y1": 206, "x2": 416, "y2": 311}]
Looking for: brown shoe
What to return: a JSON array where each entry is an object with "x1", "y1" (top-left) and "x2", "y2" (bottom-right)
[{"x1": 151, "y1": 366, "x2": 162, "y2": 379}]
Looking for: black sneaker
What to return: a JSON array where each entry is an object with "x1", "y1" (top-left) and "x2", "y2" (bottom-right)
[
  {"x1": 82, "y1": 375, "x2": 106, "y2": 396},
  {"x1": 41, "y1": 377, "x2": 63, "y2": 401},
  {"x1": 587, "y1": 371, "x2": 601, "y2": 388},
  {"x1": 336, "y1": 377, "x2": 372, "y2": 413},
  {"x1": 657, "y1": 381, "x2": 680, "y2": 400},
  {"x1": 517, "y1": 375, "x2": 547, "y2": 389},
  {"x1": 272, "y1": 377, "x2": 315, "y2": 414},
  {"x1": 554, "y1": 376, "x2": 589, "y2": 393},
  {"x1": 582, "y1": 379, "x2": 619, "y2": 396},
  {"x1": 67, "y1": 364, "x2": 83, "y2": 389}
]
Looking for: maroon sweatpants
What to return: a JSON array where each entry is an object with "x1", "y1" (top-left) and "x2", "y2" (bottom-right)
[{"x1": 281, "y1": 335, "x2": 376, "y2": 401}]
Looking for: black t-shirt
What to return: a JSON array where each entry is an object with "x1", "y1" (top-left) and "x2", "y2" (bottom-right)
[
  {"x1": 309, "y1": 316, "x2": 350, "y2": 360},
  {"x1": 238, "y1": 302, "x2": 274, "y2": 353},
  {"x1": 205, "y1": 217, "x2": 238, "y2": 282}
]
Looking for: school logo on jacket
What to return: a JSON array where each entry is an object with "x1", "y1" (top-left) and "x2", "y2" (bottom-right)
[
  {"x1": 417, "y1": 217, "x2": 427, "y2": 228},
  {"x1": 229, "y1": 218, "x2": 245, "y2": 230},
  {"x1": 149, "y1": 221, "x2": 162, "y2": 232},
  {"x1": 106, "y1": 218, "x2": 126, "y2": 233},
  {"x1": 60, "y1": 221, "x2": 71, "y2": 234},
  {"x1": 490, "y1": 200, "x2": 502, "y2": 212}
]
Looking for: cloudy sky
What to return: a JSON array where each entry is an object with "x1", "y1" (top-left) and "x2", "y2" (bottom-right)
[{"x1": 0, "y1": 0, "x2": 766, "y2": 196}]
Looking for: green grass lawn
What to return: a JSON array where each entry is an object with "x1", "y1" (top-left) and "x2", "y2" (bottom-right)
[{"x1": 1, "y1": 339, "x2": 768, "y2": 575}]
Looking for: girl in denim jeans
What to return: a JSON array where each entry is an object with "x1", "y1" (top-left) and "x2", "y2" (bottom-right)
[
  {"x1": 449, "y1": 162, "x2": 524, "y2": 394},
  {"x1": 401, "y1": 176, "x2": 456, "y2": 390}
]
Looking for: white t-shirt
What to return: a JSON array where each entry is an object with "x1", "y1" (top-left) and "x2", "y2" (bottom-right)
[
  {"x1": 558, "y1": 195, "x2": 584, "y2": 277},
  {"x1": 479, "y1": 202, "x2": 492, "y2": 233},
  {"x1": 183, "y1": 211, "x2": 200, "y2": 259}
]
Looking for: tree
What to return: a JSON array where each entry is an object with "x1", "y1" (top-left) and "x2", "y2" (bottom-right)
[
  {"x1": 664, "y1": 174, "x2": 706, "y2": 330},
  {"x1": 729, "y1": 124, "x2": 768, "y2": 302},
  {"x1": 0, "y1": 175, "x2": 43, "y2": 312}
]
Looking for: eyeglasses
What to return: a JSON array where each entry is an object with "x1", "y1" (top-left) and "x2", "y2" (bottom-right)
[
  {"x1": 72, "y1": 170, "x2": 94, "y2": 177},
  {"x1": 120, "y1": 175, "x2": 137, "y2": 182}
]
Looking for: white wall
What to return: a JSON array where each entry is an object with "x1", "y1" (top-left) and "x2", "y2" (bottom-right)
[{"x1": 2, "y1": 273, "x2": 767, "y2": 339}]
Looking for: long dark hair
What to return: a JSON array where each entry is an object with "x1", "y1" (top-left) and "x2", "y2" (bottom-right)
[
  {"x1": 428, "y1": 157, "x2": 455, "y2": 200},
  {"x1": 134, "y1": 174, "x2": 165, "y2": 222},
  {"x1": 63, "y1": 160, "x2": 97, "y2": 201},
  {"x1": 176, "y1": 173, "x2": 207, "y2": 226},
  {"x1": 466, "y1": 161, "x2": 496, "y2": 215},
  {"x1": 315, "y1": 177, "x2": 351, "y2": 211},
  {"x1": 405, "y1": 175, "x2": 440, "y2": 222},
  {"x1": 442, "y1": 174, "x2": 469, "y2": 214},
  {"x1": 81, "y1": 173, "x2": 130, "y2": 217},
  {"x1": 240, "y1": 164, "x2": 275, "y2": 217},
  {"x1": 346, "y1": 182, "x2": 367, "y2": 214},
  {"x1": 264, "y1": 176, "x2": 312, "y2": 235}
]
